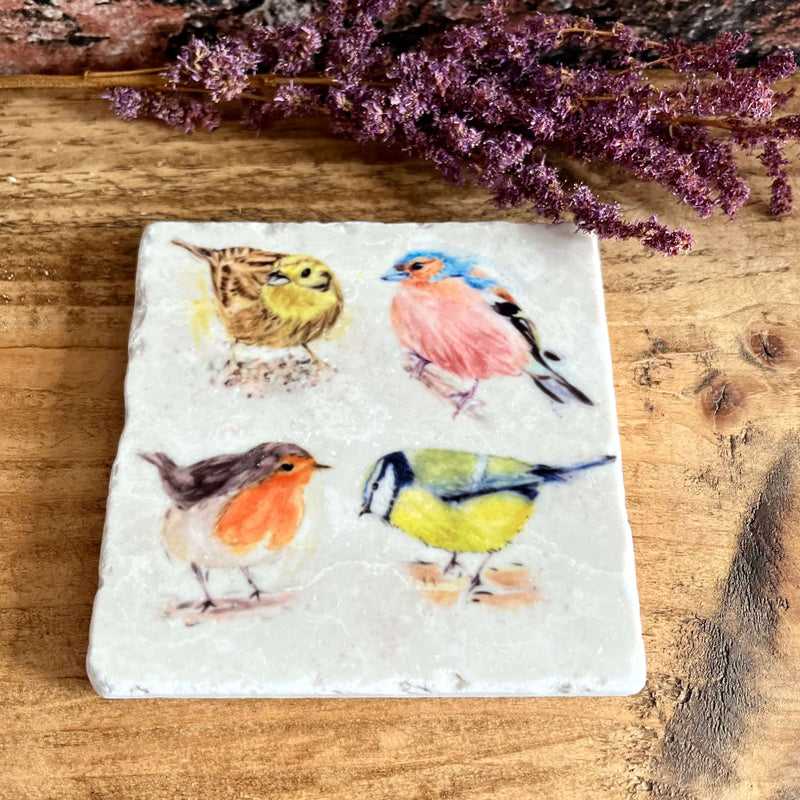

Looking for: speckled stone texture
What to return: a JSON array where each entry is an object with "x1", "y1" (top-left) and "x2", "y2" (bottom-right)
[
  {"x1": 87, "y1": 221, "x2": 645, "y2": 698},
  {"x1": 2, "y1": 0, "x2": 798, "y2": 75}
]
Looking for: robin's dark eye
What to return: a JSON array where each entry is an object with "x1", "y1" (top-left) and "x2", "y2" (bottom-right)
[
  {"x1": 301, "y1": 268, "x2": 311, "y2": 278},
  {"x1": 410, "y1": 262, "x2": 425, "y2": 271},
  {"x1": 371, "y1": 481, "x2": 379, "y2": 491},
  {"x1": 280, "y1": 463, "x2": 295, "y2": 472}
]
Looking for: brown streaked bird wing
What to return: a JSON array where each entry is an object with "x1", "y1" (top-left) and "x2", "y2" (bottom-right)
[
  {"x1": 211, "y1": 247, "x2": 286, "y2": 311},
  {"x1": 141, "y1": 447, "x2": 284, "y2": 509},
  {"x1": 172, "y1": 240, "x2": 285, "y2": 309}
]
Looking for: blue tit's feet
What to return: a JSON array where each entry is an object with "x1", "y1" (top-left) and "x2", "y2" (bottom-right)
[
  {"x1": 468, "y1": 571, "x2": 484, "y2": 592},
  {"x1": 466, "y1": 554, "x2": 493, "y2": 596},
  {"x1": 470, "y1": 590, "x2": 495, "y2": 603},
  {"x1": 442, "y1": 551, "x2": 462, "y2": 576},
  {"x1": 409, "y1": 351, "x2": 432, "y2": 379},
  {"x1": 199, "y1": 598, "x2": 217, "y2": 613},
  {"x1": 450, "y1": 379, "x2": 480, "y2": 418}
]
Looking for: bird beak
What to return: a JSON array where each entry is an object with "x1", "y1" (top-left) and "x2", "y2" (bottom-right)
[
  {"x1": 314, "y1": 463, "x2": 331, "y2": 470},
  {"x1": 359, "y1": 505, "x2": 369, "y2": 517},
  {"x1": 310, "y1": 277, "x2": 331, "y2": 292},
  {"x1": 267, "y1": 270, "x2": 291, "y2": 286},
  {"x1": 381, "y1": 267, "x2": 409, "y2": 282}
]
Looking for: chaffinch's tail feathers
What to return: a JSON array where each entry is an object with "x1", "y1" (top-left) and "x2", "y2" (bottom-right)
[{"x1": 525, "y1": 342, "x2": 594, "y2": 405}]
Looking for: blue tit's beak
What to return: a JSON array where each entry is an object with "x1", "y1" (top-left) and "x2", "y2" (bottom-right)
[
  {"x1": 359, "y1": 505, "x2": 369, "y2": 516},
  {"x1": 381, "y1": 266, "x2": 409, "y2": 282}
]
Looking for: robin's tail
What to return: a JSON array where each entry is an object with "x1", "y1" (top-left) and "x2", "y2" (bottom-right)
[
  {"x1": 173, "y1": 239, "x2": 215, "y2": 262},
  {"x1": 139, "y1": 451, "x2": 178, "y2": 481},
  {"x1": 529, "y1": 455, "x2": 616, "y2": 483}
]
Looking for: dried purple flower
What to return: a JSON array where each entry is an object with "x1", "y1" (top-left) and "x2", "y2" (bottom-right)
[
  {"x1": 165, "y1": 35, "x2": 260, "y2": 102},
  {"x1": 104, "y1": 0, "x2": 800, "y2": 255}
]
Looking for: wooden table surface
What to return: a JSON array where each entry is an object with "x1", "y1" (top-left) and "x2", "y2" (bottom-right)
[{"x1": 1, "y1": 84, "x2": 799, "y2": 800}]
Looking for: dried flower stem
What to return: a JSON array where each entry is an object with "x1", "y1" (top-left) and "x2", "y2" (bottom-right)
[
  {"x1": 4, "y1": 1, "x2": 799, "y2": 255},
  {"x1": 557, "y1": 27, "x2": 663, "y2": 51},
  {"x1": 0, "y1": 71, "x2": 757, "y2": 134}
]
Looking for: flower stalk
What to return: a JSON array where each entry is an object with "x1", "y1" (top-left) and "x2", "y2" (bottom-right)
[{"x1": 3, "y1": 0, "x2": 798, "y2": 256}]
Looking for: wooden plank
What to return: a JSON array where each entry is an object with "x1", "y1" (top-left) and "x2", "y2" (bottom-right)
[{"x1": 0, "y1": 86, "x2": 799, "y2": 799}]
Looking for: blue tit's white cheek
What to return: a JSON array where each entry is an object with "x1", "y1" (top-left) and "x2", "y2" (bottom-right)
[
  {"x1": 370, "y1": 465, "x2": 397, "y2": 519},
  {"x1": 362, "y1": 462, "x2": 382, "y2": 509}
]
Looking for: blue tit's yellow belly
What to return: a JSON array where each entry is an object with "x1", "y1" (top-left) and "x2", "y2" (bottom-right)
[{"x1": 389, "y1": 487, "x2": 535, "y2": 553}]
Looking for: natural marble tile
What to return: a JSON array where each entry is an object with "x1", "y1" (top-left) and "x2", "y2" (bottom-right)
[{"x1": 87, "y1": 221, "x2": 645, "y2": 697}]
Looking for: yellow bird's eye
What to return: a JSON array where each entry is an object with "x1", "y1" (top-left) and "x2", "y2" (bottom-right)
[{"x1": 301, "y1": 268, "x2": 311, "y2": 278}]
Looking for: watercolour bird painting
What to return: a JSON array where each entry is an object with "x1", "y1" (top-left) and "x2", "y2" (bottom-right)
[
  {"x1": 141, "y1": 442, "x2": 329, "y2": 616},
  {"x1": 361, "y1": 449, "x2": 615, "y2": 603},
  {"x1": 88, "y1": 220, "x2": 646, "y2": 698},
  {"x1": 382, "y1": 252, "x2": 592, "y2": 417},
  {"x1": 173, "y1": 240, "x2": 344, "y2": 390}
]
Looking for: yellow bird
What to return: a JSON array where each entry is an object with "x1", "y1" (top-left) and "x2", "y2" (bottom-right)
[
  {"x1": 173, "y1": 240, "x2": 344, "y2": 364},
  {"x1": 360, "y1": 449, "x2": 615, "y2": 594}
]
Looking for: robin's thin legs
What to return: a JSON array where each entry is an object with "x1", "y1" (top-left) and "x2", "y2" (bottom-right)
[
  {"x1": 191, "y1": 562, "x2": 216, "y2": 612},
  {"x1": 241, "y1": 566, "x2": 262, "y2": 601}
]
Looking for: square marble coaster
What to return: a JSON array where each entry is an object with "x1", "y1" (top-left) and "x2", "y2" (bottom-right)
[{"x1": 87, "y1": 221, "x2": 645, "y2": 698}]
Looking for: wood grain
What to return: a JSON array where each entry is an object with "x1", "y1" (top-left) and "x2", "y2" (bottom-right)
[{"x1": 1, "y1": 85, "x2": 800, "y2": 800}]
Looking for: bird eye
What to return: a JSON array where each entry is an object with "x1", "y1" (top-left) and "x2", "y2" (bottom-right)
[
  {"x1": 301, "y1": 268, "x2": 311, "y2": 278},
  {"x1": 410, "y1": 262, "x2": 425, "y2": 271},
  {"x1": 371, "y1": 481, "x2": 379, "y2": 491},
  {"x1": 280, "y1": 463, "x2": 295, "y2": 472},
  {"x1": 321, "y1": 271, "x2": 330, "y2": 279}
]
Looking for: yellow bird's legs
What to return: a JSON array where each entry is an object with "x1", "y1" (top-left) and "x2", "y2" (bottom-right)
[{"x1": 302, "y1": 343, "x2": 321, "y2": 365}]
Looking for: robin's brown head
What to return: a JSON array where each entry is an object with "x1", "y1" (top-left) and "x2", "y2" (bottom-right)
[{"x1": 242, "y1": 442, "x2": 330, "y2": 488}]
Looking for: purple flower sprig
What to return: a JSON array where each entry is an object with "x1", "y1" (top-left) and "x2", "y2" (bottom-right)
[{"x1": 103, "y1": 0, "x2": 800, "y2": 255}]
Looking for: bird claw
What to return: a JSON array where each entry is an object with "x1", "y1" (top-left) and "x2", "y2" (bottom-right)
[
  {"x1": 199, "y1": 599, "x2": 216, "y2": 613},
  {"x1": 408, "y1": 352, "x2": 432, "y2": 379},
  {"x1": 441, "y1": 553, "x2": 462, "y2": 576},
  {"x1": 249, "y1": 589, "x2": 262, "y2": 602},
  {"x1": 450, "y1": 392, "x2": 475, "y2": 418},
  {"x1": 449, "y1": 380, "x2": 480, "y2": 418}
]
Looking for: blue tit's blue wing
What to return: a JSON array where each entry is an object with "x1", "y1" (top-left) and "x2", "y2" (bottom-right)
[
  {"x1": 410, "y1": 452, "x2": 544, "y2": 504},
  {"x1": 412, "y1": 452, "x2": 617, "y2": 504}
]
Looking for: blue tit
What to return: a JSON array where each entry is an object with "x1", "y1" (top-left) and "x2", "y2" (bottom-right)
[{"x1": 360, "y1": 449, "x2": 615, "y2": 591}]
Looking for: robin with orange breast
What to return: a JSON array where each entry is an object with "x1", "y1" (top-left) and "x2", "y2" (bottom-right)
[{"x1": 141, "y1": 442, "x2": 329, "y2": 610}]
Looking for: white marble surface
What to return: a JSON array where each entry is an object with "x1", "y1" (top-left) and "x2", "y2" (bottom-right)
[{"x1": 87, "y1": 221, "x2": 645, "y2": 698}]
